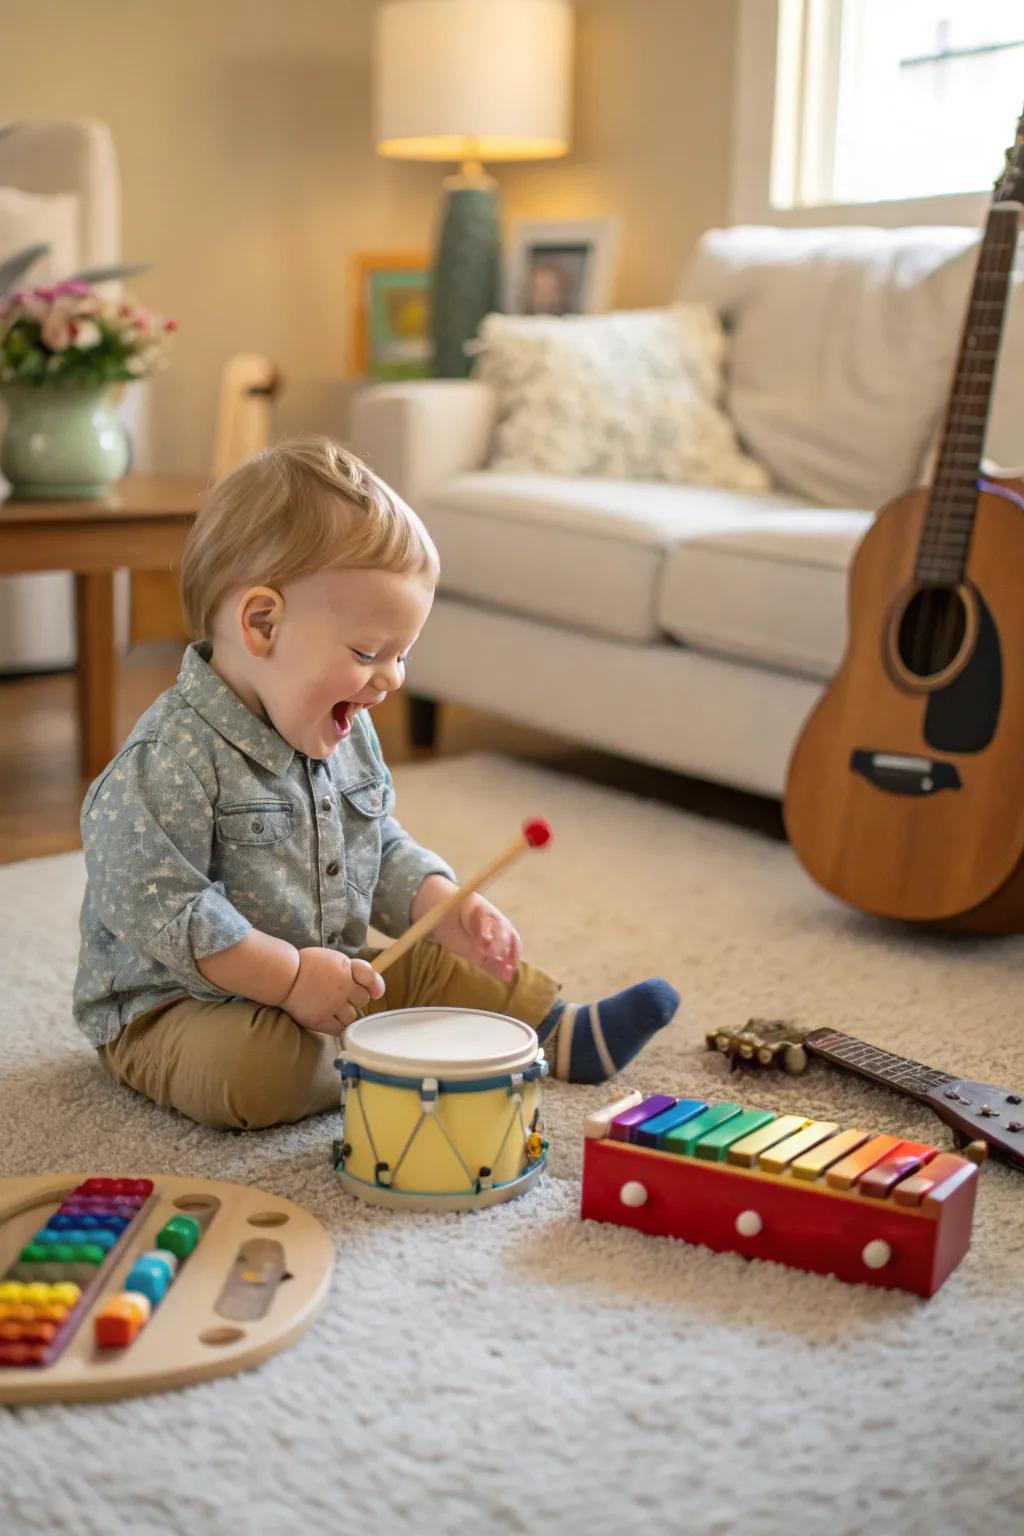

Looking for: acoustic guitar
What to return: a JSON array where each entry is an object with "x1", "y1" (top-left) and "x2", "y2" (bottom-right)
[{"x1": 785, "y1": 110, "x2": 1024, "y2": 932}]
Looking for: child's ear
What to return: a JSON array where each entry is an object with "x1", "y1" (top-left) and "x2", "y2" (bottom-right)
[{"x1": 237, "y1": 586, "x2": 284, "y2": 656}]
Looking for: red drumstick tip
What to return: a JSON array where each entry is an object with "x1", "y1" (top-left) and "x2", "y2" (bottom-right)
[{"x1": 523, "y1": 817, "x2": 552, "y2": 848}]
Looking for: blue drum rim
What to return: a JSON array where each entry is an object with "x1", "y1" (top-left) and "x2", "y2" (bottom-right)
[
  {"x1": 335, "y1": 1060, "x2": 547, "y2": 1093},
  {"x1": 334, "y1": 1148, "x2": 548, "y2": 1205}
]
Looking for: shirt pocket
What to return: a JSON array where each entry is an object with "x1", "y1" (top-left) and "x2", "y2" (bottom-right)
[
  {"x1": 339, "y1": 776, "x2": 385, "y2": 894},
  {"x1": 341, "y1": 778, "x2": 386, "y2": 818},
  {"x1": 215, "y1": 801, "x2": 294, "y2": 847}
]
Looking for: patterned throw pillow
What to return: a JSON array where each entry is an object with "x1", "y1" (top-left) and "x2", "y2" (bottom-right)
[{"x1": 472, "y1": 304, "x2": 771, "y2": 489}]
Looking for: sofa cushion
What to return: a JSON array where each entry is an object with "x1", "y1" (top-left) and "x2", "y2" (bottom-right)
[
  {"x1": 471, "y1": 306, "x2": 770, "y2": 492},
  {"x1": 423, "y1": 472, "x2": 813, "y2": 643},
  {"x1": 657, "y1": 510, "x2": 872, "y2": 679},
  {"x1": 682, "y1": 224, "x2": 1024, "y2": 509}
]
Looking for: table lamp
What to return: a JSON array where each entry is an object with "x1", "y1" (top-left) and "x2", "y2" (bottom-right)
[{"x1": 374, "y1": 0, "x2": 574, "y2": 377}]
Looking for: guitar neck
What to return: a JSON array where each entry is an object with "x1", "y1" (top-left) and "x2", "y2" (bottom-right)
[
  {"x1": 804, "y1": 1029, "x2": 954, "y2": 1102},
  {"x1": 917, "y1": 202, "x2": 1020, "y2": 586}
]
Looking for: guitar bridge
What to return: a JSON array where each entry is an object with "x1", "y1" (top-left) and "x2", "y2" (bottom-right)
[{"x1": 850, "y1": 750, "x2": 961, "y2": 797}]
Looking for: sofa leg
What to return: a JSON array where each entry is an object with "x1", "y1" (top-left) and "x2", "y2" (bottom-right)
[{"x1": 407, "y1": 694, "x2": 440, "y2": 751}]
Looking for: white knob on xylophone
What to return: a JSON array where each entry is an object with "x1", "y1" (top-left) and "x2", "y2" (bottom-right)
[
  {"x1": 735, "y1": 1209, "x2": 763, "y2": 1237},
  {"x1": 861, "y1": 1239, "x2": 892, "y2": 1270},
  {"x1": 619, "y1": 1181, "x2": 648, "y2": 1208}
]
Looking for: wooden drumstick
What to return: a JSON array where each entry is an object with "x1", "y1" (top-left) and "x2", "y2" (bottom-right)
[{"x1": 372, "y1": 817, "x2": 552, "y2": 975}]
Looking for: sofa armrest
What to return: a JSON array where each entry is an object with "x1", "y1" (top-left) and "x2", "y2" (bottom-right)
[{"x1": 349, "y1": 380, "x2": 496, "y2": 508}]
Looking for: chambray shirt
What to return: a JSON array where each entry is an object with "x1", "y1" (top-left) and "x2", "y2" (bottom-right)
[{"x1": 73, "y1": 642, "x2": 455, "y2": 1048}]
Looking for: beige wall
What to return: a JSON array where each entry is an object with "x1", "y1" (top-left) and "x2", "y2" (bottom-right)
[
  {"x1": 504, "y1": 0, "x2": 738, "y2": 307},
  {"x1": 1, "y1": 0, "x2": 737, "y2": 473}
]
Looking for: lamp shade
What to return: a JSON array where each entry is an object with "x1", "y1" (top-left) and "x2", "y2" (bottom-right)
[{"x1": 374, "y1": 0, "x2": 573, "y2": 162}]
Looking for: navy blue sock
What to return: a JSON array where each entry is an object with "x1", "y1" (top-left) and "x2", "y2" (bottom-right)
[{"x1": 537, "y1": 979, "x2": 680, "y2": 1082}]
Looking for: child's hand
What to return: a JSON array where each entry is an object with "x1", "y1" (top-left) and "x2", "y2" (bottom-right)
[
  {"x1": 419, "y1": 885, "x2": 522, "y2": 983},
  {"x1": 280, "y1": 947, "x2": 385, "y2": 1035}
]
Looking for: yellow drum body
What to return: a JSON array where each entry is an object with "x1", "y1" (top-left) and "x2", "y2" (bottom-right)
[{"x1": 335, "y1": 1008, "x2": 548, "y2": 1212}]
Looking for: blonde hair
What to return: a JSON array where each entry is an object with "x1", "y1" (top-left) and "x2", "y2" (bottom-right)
[{"x1": 180, "y1": 435, "x2": 439, "y2": 639}]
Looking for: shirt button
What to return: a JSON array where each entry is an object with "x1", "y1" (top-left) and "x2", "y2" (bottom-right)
[
  {"x1": 251, "y1": 819, "x2": 264, "y2": 834},
  {"x1": 325, "y1": 860, "x2": 339, "y2": 877},
  {"x1": 321, "y1": 798, "x2": 332, "y2": 812}
]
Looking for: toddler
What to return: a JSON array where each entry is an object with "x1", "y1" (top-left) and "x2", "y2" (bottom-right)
[{"x1": 74, "y1": 437, "x2": 678, "y2": 1129}]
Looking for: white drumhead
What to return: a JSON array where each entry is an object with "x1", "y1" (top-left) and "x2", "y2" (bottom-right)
[{"x1": 341, "y1": 1007, "x2": 539, "y2": 1080}]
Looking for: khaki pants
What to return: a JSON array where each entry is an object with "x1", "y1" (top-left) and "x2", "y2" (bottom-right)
[{"x1": 101, "y1": 941, "x2": 560, "y2": 1131}]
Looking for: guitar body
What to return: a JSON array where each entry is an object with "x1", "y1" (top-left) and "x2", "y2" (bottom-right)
[{"x1": 785, "y1": 479, "x2": 1024, "y2": 930}]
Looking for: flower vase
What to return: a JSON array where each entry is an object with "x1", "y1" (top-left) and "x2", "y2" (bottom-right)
[{"x1": 0, "y1": 382, "x2": 130, "y2": 500}]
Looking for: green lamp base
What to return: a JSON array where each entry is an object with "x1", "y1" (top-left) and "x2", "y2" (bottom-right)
[{"x1": 431, "y1": 182, "x2": 502, "y2": 379}]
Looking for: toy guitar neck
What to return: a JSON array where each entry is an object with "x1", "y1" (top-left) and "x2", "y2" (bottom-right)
[
  {"x1": 804, "y1": 1028, "x2": 1024, "y2": 1168},
  {"x1": 803, "y1": 1029, "x2": 954, "y2": 1097}
]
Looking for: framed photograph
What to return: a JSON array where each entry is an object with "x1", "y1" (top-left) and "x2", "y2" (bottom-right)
[
  {"x1": 504, "y1": 217, "x2": 621, "y2": 316},
  {"x1": 351, "y1": 253, "x2": 432, "y2": 380}
]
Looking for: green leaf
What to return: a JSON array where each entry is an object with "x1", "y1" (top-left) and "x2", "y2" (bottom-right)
[
  {"x1": 0, "y1": 244, "x2": 49, "y2": 299},
  {"x1": 67, "y1": 261, "x2": 152, "y2": 284}
]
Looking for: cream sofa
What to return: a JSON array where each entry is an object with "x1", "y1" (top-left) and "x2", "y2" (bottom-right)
[{"x1": 350, "y1": 225, "x2": 1024, "y2": 799}]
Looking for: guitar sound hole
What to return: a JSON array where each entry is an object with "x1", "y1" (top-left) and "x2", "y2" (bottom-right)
[{"x1": 896, "y1": 587, "x2": 967, "y2": 678}]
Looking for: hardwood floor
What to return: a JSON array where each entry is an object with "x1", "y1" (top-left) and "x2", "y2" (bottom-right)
[{"x1": 0, "y1": 644, "x2": 783, "y2": 864}]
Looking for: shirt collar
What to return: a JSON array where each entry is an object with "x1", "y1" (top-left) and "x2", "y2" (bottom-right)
[{"x1": 176, "y1": 642, "x2": 296, "y2": 776}]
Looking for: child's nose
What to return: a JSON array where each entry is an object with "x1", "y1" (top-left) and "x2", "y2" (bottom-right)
[{"x1": 369, "y1": 659, "x2": 402, "y2": 693}]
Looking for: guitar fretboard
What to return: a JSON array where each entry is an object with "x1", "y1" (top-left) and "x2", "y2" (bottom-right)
[
  {"x1": 804, "y1": 1029, "x2": 954, "y2": 1101},
  {"x1": 916, "y1": 201, "x2": 1020, "y2": 586}
]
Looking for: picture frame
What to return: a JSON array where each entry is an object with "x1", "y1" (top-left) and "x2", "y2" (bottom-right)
[
  {"x1": 351, "y1": 253, "x2": 432, "y2": 380},
  {"x1": 504, "y1": 217, "x2": 621, "y2": 316}
]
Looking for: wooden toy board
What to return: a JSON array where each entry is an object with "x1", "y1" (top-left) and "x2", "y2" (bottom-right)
[{"x1": 0, "y1": 1174, "x2": 334, "y2": 1404}]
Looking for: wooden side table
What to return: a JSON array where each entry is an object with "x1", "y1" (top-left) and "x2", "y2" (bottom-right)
[{"x1": 0, "y1": 474, "x2": 207, "y2": 780}]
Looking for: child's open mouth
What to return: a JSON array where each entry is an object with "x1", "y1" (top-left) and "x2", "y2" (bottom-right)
[{"x1": 332, "y1": 701, "x2": 353, "y2": 738}]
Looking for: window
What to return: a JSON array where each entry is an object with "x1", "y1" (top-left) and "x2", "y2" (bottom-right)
[{"x1": 773, "y1": 0, "x2": 1024, "y2": 209}]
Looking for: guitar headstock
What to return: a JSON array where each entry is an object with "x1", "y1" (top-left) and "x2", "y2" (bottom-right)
[
  {"x1": 994, "y1": 102, "x2": 1024, "y2": 206},
  {"x1": 706, "y1": 1018, "x2": 810, "y2": 1075},
  {"x1": 921, "y1": 1079, "x2": 1024, "y2": 1170}
]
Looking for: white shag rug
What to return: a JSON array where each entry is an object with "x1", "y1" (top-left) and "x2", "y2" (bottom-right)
[{"x1": 1, "y1": 752, "x2": 1022, "y2": 1536}]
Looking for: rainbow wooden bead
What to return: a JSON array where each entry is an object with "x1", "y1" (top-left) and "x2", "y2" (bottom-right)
[
  {"x1": 124, "y1": 1252, "x2": 176, "y2": 1306},
  {"x1": 156, "y1": 1215, "x2": 200, "y2": 1260},
  {"x1": 2, "y1": 1176, "x2": 153, "y2": 1373},
  {"x1": 94, "y1": 1291, "x2": 152, "y2": 1350}
]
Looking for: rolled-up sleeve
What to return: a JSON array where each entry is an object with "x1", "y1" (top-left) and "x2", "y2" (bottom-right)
[
  {"x1": 371, "y1": 760, "x2": 456, "y2": 937},
  {"x1": 81, "y1": 739, "x2": 251, "y2": 994}
]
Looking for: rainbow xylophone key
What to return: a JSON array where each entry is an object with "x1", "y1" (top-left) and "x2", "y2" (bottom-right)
[
  {"x1": 581, "y1": 1094, "x2": 979, "y2": 1297},
  {"x1": 0, "y1": 1178, "x2": 155, "y2": 1368}
]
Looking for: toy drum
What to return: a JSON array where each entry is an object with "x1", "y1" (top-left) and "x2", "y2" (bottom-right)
[{"x1": 334, "y1": 1008, "x2": 548, "y2": 1211}]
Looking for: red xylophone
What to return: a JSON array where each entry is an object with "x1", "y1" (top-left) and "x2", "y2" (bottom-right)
[{"x1": 580, "y1": 1091, "x2": 981, "y2": 1297}]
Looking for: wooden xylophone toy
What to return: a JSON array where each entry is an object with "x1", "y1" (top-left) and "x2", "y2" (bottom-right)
[
  {"x1": 581, "y1": 1091, "x2": 981, "y2": 1296},
  {"x1": 0, "y1": 1174, "x2": 334, "y2": 1404}
]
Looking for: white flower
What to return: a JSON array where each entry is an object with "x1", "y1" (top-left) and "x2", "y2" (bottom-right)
[{"x1": 73, "y1": 319, "x2": 102, "y2": 350}]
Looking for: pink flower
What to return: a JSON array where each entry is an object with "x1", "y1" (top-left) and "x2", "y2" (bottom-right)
[
  {"x1": 41, "y1": 301, "x2": 76, "y2": 351},
  {"x1": 164, "y1": 318, "x2": 178, "y2": 332}
]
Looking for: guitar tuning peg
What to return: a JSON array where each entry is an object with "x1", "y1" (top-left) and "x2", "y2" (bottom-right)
[{"x1": 783, "y1": 1044, "x2": 808, "y2": 1075}]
